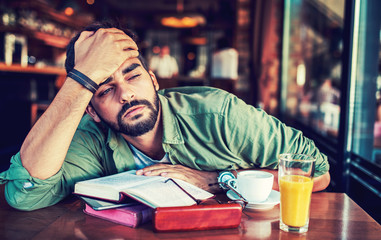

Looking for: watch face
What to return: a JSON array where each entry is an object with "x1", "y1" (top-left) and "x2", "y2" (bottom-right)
[
  {"x1": 219, "y1": 172, "x2": 235, "y2": 182},
  {"x1": 221, "y1": 174, "x2": 233, "y2": 181},
  {"x1": 218, "y1": 172, "x2": 235, "y2": 190}
]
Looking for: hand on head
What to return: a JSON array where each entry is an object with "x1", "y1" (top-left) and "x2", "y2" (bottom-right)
[{"x1": 73, "y1": 28, "x2": 139, "y2": 85}]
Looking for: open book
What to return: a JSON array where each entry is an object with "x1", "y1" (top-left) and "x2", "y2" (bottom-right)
[{"x1": 74, "y1": 170, "x2": 214, "y2": 209}]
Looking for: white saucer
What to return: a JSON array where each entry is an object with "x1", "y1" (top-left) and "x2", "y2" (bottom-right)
[{"x1": 227, "y1": 190, "x2": 280, "y2": 210}]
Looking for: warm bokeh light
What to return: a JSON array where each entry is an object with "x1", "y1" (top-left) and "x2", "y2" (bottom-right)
[
  {"x1": 87, "y1": 0, "x2": 95, "y2": 5},
  {"x1": 184, "y1": 37, "x2": 207, "y2": 45},
  {"x1": 64, "y1": 7, "x2": 74, "y2": 16},
  {"x1": 161, "y1": 15, "x2": 205, "y2": 28},
  {"x1": 187, "y1": 52, "x2": 195, "y2": 61}
]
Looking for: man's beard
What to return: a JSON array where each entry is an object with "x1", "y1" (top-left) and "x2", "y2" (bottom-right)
[{"x1": 97, "y1": 93, "x2": 160, "y2": 137}]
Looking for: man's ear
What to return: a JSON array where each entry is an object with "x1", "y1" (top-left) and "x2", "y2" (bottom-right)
[
  {"x1": 149, "y1": 70, "x2": 160, "y2": 91},
  {"x1": 86, "y1": 104, "x2": 101, "y2": 123}
]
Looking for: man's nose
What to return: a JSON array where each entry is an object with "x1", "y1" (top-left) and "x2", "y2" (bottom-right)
[{"x1": 119, "y1": 82, "x2": 135, "y2": 103}]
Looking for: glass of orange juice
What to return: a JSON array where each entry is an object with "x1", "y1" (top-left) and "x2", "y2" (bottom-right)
[{"x1": 278, "y1": 153, "x2": 315, "y2": 233}]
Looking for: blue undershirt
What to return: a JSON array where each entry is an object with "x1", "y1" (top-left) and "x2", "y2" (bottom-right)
[{"x1": 128, "y1": 143, "x2": 170, "y2": 169}]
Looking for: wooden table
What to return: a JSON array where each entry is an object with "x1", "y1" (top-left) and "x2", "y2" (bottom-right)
[{"x1": 1, "y1": 185, "x2": 380, "y2": 239}]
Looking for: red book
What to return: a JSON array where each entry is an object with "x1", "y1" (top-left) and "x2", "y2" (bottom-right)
[{"x1": 83, "y1": 203, "x2": 153, "y2": 228}]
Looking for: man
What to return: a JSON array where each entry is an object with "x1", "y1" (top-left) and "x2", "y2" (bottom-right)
[
  {"x1": 149, "y1": 45, "x2": 179, "y2": 78},
  {"x1": 0, "y1": 22, "x2": 330, "y2": 211},
  {"x1": 211, "y1": 37, "x2": 239, "y2": 80}
]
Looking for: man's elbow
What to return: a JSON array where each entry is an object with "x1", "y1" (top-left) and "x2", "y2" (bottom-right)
[
  {"x1": 5, "y1": 193, "x2": 56, "y2": 211},
  {"x1": 4, "y1": 187, "x2": 35, "y2": 211},
  {"x1": 4, "y1": 182, "x2": 60, "y2": 211},
  {"x1": 312, "y1": 172, "x2": 331, "y2": 192}
]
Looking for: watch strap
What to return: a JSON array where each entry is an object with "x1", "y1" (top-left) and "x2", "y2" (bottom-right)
[{"x1": 67, "y1": 69, "x2": 99, "y2": 94}]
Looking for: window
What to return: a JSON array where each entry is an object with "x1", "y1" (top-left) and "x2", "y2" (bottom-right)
[
  {"x1": 349, "y1": 0, "x2": 381, "y2": 166},
  {"x1": 281, "y1": 0, "x2": 345, "y2": 139}
]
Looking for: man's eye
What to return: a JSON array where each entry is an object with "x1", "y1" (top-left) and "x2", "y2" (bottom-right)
[
  {"x1": 128, "y1": 74, "x2": 141, "y2": 80},
  {"x1": 100, "y1": 88, "x2": 112, "y2": 96}
]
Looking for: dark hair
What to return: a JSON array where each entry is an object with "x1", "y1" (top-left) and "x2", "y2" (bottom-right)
[{"x1": 65, "y1": 21, "x2": 149, "y2": 73}]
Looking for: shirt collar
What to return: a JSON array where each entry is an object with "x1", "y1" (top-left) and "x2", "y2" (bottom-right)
[
  {"x1": 106, "y1": 126, "x2": 120, "y2": 150},
  {"x1": 158, "y1": 93, "x2": 184, "y2": 144}
]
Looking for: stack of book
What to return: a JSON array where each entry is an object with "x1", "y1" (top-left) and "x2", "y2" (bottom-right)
[
  {"x1": 74, "y1": 170, "x2": 214, "y2": 228},
  {"x1": 81, "y1": 197, "x2": 153, "y2": 228}
]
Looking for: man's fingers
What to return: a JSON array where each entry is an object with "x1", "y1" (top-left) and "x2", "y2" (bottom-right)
[
  {"x1": 124, "y1": 50, "x2": 139, "y2": 58},
  {"x1": 73, "y1": 27, "x2": 140, "y2": 83},
  {"x1": 136, "y1": 164, "x2": 186, "y2": 176},
  {"x1": 144, "y1": 167, "x2": 177, "y2": 176},
  {"x1": 77, "y1": 29, "x2": 137, "y2": 52},
  {"x1": 115, "y1": 38, "x2": 138, "y2": 49},
  {"x1": 135, "y1": 164, "x2": 166, "y2": 175},
  {"x1": 76, "y1": 31, "x2": 95, "y2": 42},
  {"x1": 100, "y1": 29, "x2": 138, "y2": 49},
  {"x1": 141, "y1": 163, "x2": 172, "y2": 171},
  {"x1": 162, "y1": 171, "x2": 187, "y2": 180},
  {"x1": 134, "y1": 164, "x2": 209, "y2": 190}
]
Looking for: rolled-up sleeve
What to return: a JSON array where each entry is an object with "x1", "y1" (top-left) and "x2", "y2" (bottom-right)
[
  {"x1": 0, "y1": 152, "x2": 66, "y2": 211},
  {"x1": 0, "y1": 128, "x2": 107, "y2": 211}
]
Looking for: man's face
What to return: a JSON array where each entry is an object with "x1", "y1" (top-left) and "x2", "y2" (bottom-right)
[{"x1": 90, "y1": 57, "x2": 160, "y2": 137}]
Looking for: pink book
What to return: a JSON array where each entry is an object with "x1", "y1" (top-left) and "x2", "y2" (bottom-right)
[{"x1": 83, "y1": 203, "x2": 153, "y2": 228}]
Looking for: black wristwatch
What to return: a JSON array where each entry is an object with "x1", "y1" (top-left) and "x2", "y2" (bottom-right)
[{"x1": 217, "y1": 171, "x2": 235, "y2": 190}]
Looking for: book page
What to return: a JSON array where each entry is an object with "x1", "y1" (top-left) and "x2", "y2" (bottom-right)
[
  {"x1": 123, "y1": 178, "x2": 214, "y2": 208},
  {"x1": 74, "y1": 170, "x2": 164, "y2": 201},
  {"x1": 175, "y1": 179, "x2": 214, "y2": 199},
  {"x1": 78, "y1": 170, "x2": 162, "y2": 191},
  {"x1": 79, "y1": 196, "x2": 137, "y2": 210},
  {"x1": 75, "y1": 170, "x2": 214, "y2": 206}
]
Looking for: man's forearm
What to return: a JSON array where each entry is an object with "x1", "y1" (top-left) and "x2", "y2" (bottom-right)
[
  {"x1": 20, "y1": 28, "x2": 139, "y2": 180},
  {"x1": 311, "y1": 172, "x2": 330, "y2": 192},
  {"x1": 20, "y1": 78, "x2": 93, "y2": 179}
]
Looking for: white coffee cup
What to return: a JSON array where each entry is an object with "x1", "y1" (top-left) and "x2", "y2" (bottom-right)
[{"x1": 227, "y1": 170, "x2": 274, "y2": 203}]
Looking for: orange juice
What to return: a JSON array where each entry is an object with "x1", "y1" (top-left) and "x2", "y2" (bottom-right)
[{"x1": 279, "y1": 175, "x2": 313, "y2": 227}]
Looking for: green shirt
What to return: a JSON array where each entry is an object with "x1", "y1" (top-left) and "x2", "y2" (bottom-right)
[{"x1": 0, "y1": 87, "x2": 329, "y2": 210}]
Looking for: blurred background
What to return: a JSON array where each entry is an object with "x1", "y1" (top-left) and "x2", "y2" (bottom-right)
[{"x1": 0, "y1": 0, "x2": 380, "y2": 223}]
